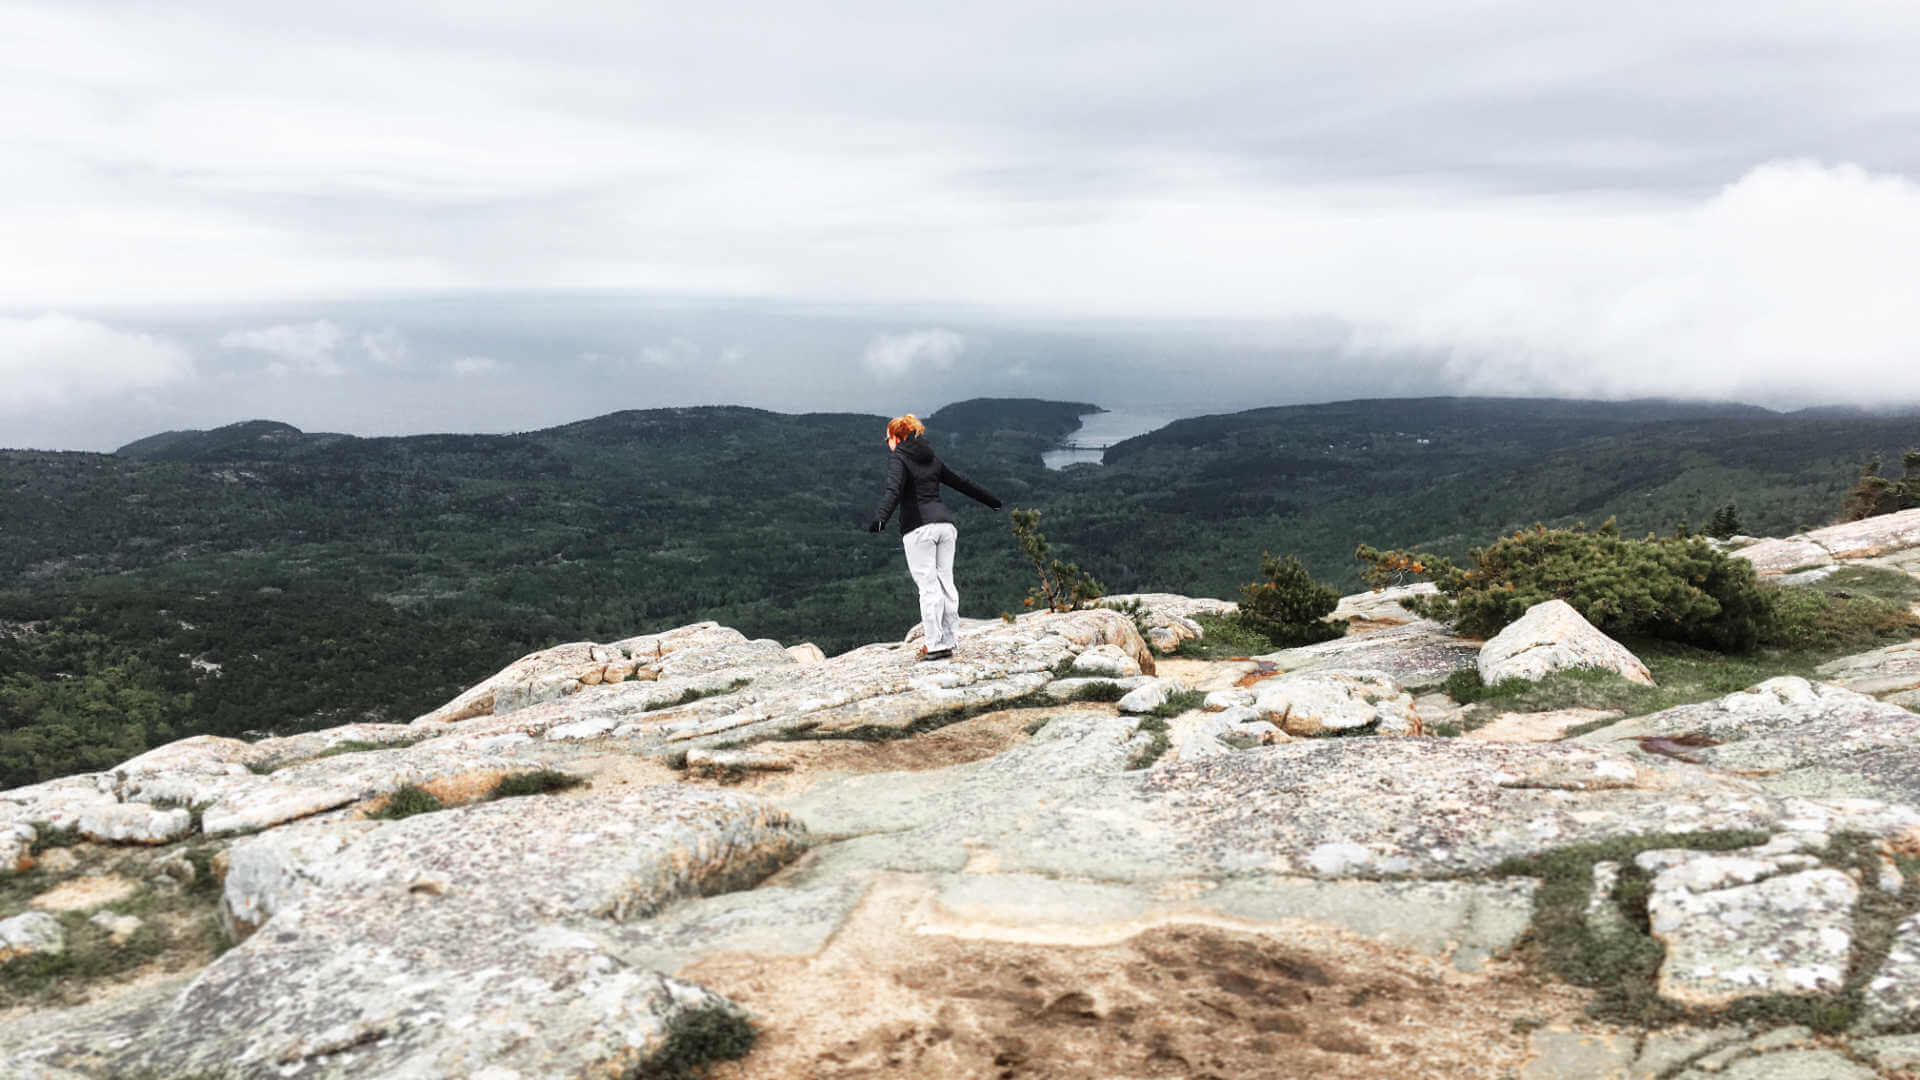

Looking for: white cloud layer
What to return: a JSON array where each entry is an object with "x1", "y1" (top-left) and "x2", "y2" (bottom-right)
[
  {"x1": 219, "y1": 320, "x2": 346, "y2": 376},
  {"x1": 447, "y1": 356, "x2": 500, "y2": 376},
  {"x1": 1345, "y1": 161, "x2": 1920, "y2": 402},
  {"x1": 862, "y1": 329, "x2": 967, "y2": 378},
  {"x1": 0, "y1": 313, "x2": 193, "y2": 408},
  {"x1": 4, "y1": 1, "x2": 1920, "y2": 425}
]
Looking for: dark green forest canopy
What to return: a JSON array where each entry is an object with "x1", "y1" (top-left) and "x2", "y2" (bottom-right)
[{"x1": 3, "y1": 395, "x2": 1917, "y2": 786}]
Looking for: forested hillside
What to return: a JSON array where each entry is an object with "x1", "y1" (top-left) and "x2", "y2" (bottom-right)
[{"x1": 3, "y1": 395, "x2": 1916, "y2": 785}]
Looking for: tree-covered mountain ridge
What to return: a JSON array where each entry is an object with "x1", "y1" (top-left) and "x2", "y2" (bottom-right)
[{"x1": 2, "y1": 394, "x2": 1917, "y2": 786}]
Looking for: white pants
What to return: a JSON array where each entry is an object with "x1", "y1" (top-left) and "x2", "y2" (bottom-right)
[{"x1": 903, "y1": 523, "x2": 961, "y2": 651}]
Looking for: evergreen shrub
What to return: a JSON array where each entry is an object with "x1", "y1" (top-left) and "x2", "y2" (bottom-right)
[
  {"x1": 1841, "y1": 450, "x2": 1920, "y2": 522},
  {"x1": 1009, "y1": 509, "x2": 1105, "y2": 612},
  {"x1": 1356, "y1": 521, "x2": 1773, "y2": 652},
  {"x1": 1234, "y1": 553, "x2": 1348, "y2": 647}
]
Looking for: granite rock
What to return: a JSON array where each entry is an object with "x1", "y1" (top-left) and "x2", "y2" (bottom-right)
[
  {"x1": 0, "y1": 911, "x2": 65, "y2": 962},
  {"x1": 1250, "y1": 668, "x2": 1418, "y2": 736},
  {"x1": 1479, "y1": 599, "x2": 1654, "y2": 686}
]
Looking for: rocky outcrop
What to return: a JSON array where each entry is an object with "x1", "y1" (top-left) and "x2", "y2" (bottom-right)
[
  {"x1": 0, "y1": 911, "x2": 64, "y2": 962},
  {"x1": 1478, "y1": 599, "x2": 1654, "y2": 686},
  {"x1": 1635, "y1": 836, "x2": 1856, "y2": 1006},
  {"x1": 1098, "y1": 593, "x2": 1236, "y2": 653},
  {"x1": 1259, "y1": 618, "x2": 1480, "y2": 688},
  {"x1": 12, "y1": 564, "x2": 1920, "y2": 1077},
  {"x1": 1572, "y1": 677, "x2": 1920, "y2": 802},
  {"x1": 1735, "y1": 507, "x2": 1920, "y2": 575},
  {"x1": 1070, "y1": 643, "x2": 1143, "y2": 677},
  {"x1": 1249, "y1": 668, "x2": 1419, "y2": 736},
  {"x1": 414, "y1": 622, "x2": 793, "y2": 725},
  {"x1": 1817, "y1": 640, "x2": 1920, "y2": 708},
  {"x1": 61, "y1": 788, "x2": 804, "y2": 1079},
  {"x1": 1331, "y1": 582, "x2": 1438, "y2": 626}
]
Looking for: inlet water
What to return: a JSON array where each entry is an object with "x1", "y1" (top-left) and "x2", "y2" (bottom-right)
[{"x1": 1042, "y1": 411, "x2": 1172, "y2": 470}]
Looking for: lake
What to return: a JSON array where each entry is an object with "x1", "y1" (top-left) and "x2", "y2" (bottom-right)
[{"x1": 1042, "y1": 410, "x2": 1174, "y2": 470}]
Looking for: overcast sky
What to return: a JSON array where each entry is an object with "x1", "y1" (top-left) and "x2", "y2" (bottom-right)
[{"x1": 5, "y1": 1, "x2": 1920, "y2": 450}]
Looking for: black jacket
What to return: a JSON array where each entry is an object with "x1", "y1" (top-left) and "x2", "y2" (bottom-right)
[{"x1": 870, "y1": 435, "x2": 1001, "y2": 535}]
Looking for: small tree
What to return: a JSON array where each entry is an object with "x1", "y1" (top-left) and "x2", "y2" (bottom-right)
[
  {"x1": 1235, "y1": 553, "x2": 1347, "y2": 647},
  {"x1": 1009, "y1": 509, "x2": 1105, "y2": 613},
  {"x1": 1841, "y1": 451, "x2": 1920, "y2": 522},
  {"x1": 1706, "y1": 502, "x2": 1743, "y2": 540}
]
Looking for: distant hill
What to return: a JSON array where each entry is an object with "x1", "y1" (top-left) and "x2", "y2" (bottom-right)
[
  {"x1": 116, "y1": 420, "x2": 354, "y2": 462},
  {"x1": 3, "y1": 394, "x2": 1917, "y2": 785}
]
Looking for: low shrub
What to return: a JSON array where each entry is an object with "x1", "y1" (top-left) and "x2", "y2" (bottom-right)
[
  {"x1": 1148, "y1": 687, "x2": 1207, "y2": 718},
  {"x1": 489, "y1": 769, "x2": 586, "y2": 800},
  {"x1": 1357, "y1": 520, "x2": 1772, "y2": 652},
  {"x1": 1068, "y1": 680, "x2": 1128, "y2": 703},
  {"x1": 365, "y1": 784, "x2": 443, "y2": 821},
  {"x1": 1174, "y1": 613, "x2": 1273, "y2": 659},
  {"x1": 1234, "y1": 553, "x2": 1347, "y2": 648},
  {"x1": 1840, "y1": 449, "x2": 1920, "y2": 522}
]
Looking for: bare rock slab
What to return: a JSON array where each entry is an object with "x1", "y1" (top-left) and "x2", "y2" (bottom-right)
[
  {"x1": 1466, "y1": 708, "x2": 1624, "y2": 743},
  {"x1": 1860, "y1": 913, "x2": 1920, "y2": 1033},
  {"x1": 1260, "y1": 619, "x2": 1480, "y2": 688},
  {"x1": 1736, "y1": 537, "x2": 1836, "y2": 576},
  {"x1": 115, "y1": 786, "x2": 805, "y2": 1080},
  {"x1": 1572, "y1": 677, "x2": 1920, "y2": 802},
  {"x1": 1249, "y1": 668, "x2": 1418, "y2": 736},
  {"x1": 0, "y1": 911, "x2": 65, "y2": 962},
  {"x1": 1479, "y1": 599, "x2": 1653, "y2": 686},
  {"x1": 1816, "y1": 639, "x2": 1920, "y2": 700},
  {"x1": 1637, "y1": 845, "x2": 1856, "y2": 1007}
]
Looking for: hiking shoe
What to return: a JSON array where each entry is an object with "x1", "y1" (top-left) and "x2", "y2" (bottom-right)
[{"x1": 918, "y1": 648, "x2": 953, "y2": 662}]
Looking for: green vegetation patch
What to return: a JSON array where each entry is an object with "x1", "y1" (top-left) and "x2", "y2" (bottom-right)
[
  {"x1": 1437, "y1": 580, "x2": 1920, "y2": 733},
  {"x1": 1, "y1": 843, "x2": 231, "y2": 1006},
  {"x1": 1067, "y1": 680, "x2": 1128, "y2": 703},
  {"x1": 1174, "y1": 612, "x2": 1274, "y2": 660},
  {"x1": 488, "y1": 769, "x2": 587, "y2": 800},
  {"x1": 1359, "y1": 522, "x2": 1774, "y2": 653},
  {"x1": 666, "y1": 679, "x2": 753, "y2": 709},
  {"x1": 364, "y1": 784, "x2": 444, "y2": 821},
  {"x1": 1126, "y1": 716, "x2": 1171, "y2": 771},
  {"x1": 1235, "y1": 553, "x2": 1347, "y2": 647},
  {"x1": 1496, "y1": 829, "x2": 1920, "y2": 1032},
  {"x1": 1148, "y1": 688, "x2": 1207, "y2": 718},
  {"x1": 644, "y1": 1003, "x2": 757, "y2": 1080}
]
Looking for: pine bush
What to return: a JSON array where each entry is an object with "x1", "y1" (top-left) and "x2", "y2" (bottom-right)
[
  {"x1": 1234, "y1": 553, "x2": 1348, "y2": 647},
  {"x1": 1356, "y1": 521, "x2": 1773, "y2": 652}
]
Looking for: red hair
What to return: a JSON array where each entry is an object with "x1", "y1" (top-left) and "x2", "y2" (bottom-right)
[{"x1": 886, "y1": 414, "x2": 926, "y2": 442}]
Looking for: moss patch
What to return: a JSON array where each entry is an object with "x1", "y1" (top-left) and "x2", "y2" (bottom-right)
[
  {"x1": 1067, "y1": 680, "x2": 1127, "y2": 703},
  {"x1": 489, "y1": 769, "x2": 587, "y2": 800},
  {"x1": 643, "y1": 1003, "x2": 757, "y2": 1079},
  {"x1": 1148, "y1": 688, "x2": 1207, "y2": 719},
  {"x1": 0, "y1": 841, "x2": 231, "y2": 1006},
  {"x1": 364, "y1": 783, "x2": 444, "y2": 820},
  {"x1": 1496, "y1": 829, "x2": 1920, "y2": 1033},
  {"x1": 1126, "y1": 717, "x2": 1171, "y2": 771},
  {"x1": 1174, "y1": 613, "x2": 1272, "y2": 660},
  {"x1": 667, "y1": 678, "x2": 754, "y2": 709}
]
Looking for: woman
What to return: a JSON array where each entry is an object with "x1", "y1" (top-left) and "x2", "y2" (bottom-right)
[{"x1": 868, "y1": 413, "x2": 1002, "y2": 661}]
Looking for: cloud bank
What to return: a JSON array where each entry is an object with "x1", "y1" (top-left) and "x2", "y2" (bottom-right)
[
  {"x1": 863, "y1": 329, "x2": 967, "y2": 378},
  {"x1": 0, "y1": 314, "x2": 192, "y2": 407},
  {"x1": 220, "y1": 320, "x2": 347, "y2": 376}
]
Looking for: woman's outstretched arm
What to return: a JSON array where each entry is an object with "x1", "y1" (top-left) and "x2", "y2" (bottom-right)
[{"x1": 938, "y1": 462, "x2": 1001, "y2": 509}]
